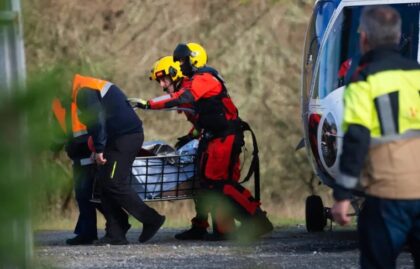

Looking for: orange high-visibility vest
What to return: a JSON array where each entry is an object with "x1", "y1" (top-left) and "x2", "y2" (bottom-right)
[
  {"x1": 52, "y1": 98, "x2": 67, "y2": 134},
  {"x1": 71, "y1": 74, "x2": 113, "y2": 138},
  {"x1": 51, "y1": 97, "x2": 95, "y2": 165},
  {"x1": 51, "y1": 97, "x2": 89, "y2": 139}
]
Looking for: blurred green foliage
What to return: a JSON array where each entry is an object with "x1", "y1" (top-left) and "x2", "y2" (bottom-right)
[{"x1": 0, "y1": 66, "x2": 78, "y2": 267}]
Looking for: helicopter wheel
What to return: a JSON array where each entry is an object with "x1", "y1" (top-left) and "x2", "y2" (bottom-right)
[{"x1": 305, "y1": 195, "x2": 327, "y2": 232}]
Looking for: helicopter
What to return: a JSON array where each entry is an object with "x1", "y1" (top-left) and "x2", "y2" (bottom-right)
[{"x1": 300, "y1": 0, "x2": 420, "y2": 232}]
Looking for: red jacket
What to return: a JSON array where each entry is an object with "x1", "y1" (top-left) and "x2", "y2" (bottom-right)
[{"x1": 148, "y1": 72, "x2": 238, "y2": 134}]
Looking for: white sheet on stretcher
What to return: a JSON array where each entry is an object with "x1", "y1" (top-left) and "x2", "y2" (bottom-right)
[{"x1": 131, "y1": 140, "x2": 198, "y2": 199}]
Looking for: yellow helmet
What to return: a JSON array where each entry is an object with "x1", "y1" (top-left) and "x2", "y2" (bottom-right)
[
  {"x1": 173, "y1": 42, "x2": 208, "y2": 68},
  {"x1": 149, "y1": 59, "x2": 160, "y2": 81},
  {"x1": 149, "y1": 56, "x2": 183, "y2": 82},
  {"x1": 187, "y1": 42, "x2": 207, "y2": 68}
]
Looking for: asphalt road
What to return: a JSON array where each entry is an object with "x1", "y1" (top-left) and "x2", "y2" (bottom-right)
[{"x1": 34, "y1": 227, "x2": 415, "y2": 269}]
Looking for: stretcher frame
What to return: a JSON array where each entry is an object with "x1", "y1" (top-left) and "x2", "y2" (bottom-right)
[{"x1": 129, "y1": 153, "x2": 199, "y2": 201}]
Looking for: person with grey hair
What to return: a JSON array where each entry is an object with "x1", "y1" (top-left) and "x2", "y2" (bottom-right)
[
  {"x1": 358, "y1": 5, "x2": 401, "y2": 48},
  {"x1": 331, "y1": 5, "x2": 420, "y2": 268}
]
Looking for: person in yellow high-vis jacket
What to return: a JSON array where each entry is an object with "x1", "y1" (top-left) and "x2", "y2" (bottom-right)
[{"x1": 331, "y1": 5, "x2": 420, "y2": 269}]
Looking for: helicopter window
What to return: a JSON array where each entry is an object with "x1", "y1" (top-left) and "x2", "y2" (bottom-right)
[
  {"x1": 313, "y1": 7, "x2": 361, "y2": 99},
  {"x1": 302, "y1": 11, "x2": 318, "y2": 105},
  {"x1": 394, "y1": 4, "x2": 420, "y2": 61},
  {"x1": 315, "y1": 2, "x2": 336, "y2": 42},
  {"x1": 302, "y1": 1, "x2": 336, "y2": 105},
  {"x1": 312, "y1": 4, "x2": 420, "y2": 100}
]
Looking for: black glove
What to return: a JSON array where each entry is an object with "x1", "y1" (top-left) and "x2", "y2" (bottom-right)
[{"x1": 175, "y1": 134, "x2": 194, "y2": 149}]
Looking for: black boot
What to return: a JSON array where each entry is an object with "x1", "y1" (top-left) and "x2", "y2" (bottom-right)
[
  {"x1": 175, "y1": 226, "x2": 209, "y2": 240},
  {"x1": 138, "y1": 215, "x2": 166, "y2": 243},
  {"x1": 202, "y1": 231, "x2": 229, "y2": 241},
  {"x1": 123, "y1": 223, "x2": 132, "y2": 234},
  {"x1": 254, "y1": 211, "x2": 274, "y2": 237},
  {"x1": 94, "y1": 236, "x2": 129, "y2": 246},
  {"x1": 66, "y1": 235, "x2": 98, "y2": 245},
  {"x1": 175, "y1": 217, "x2": 209, "y2": 240},
  {"x1": 95, "y1": 223, "x2": 131, "y2": 246},
  {"x1": 236, "y1": 210, "x2": 273, "y2": 242}
]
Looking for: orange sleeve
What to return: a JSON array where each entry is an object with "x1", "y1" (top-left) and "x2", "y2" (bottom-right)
[{"x1": 190, "y1": 73, "x2": 223, "y2": 100}]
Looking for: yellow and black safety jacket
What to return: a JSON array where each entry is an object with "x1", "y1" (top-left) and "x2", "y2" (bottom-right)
[
  {"x1": 335, "y1": 46, "x2": 420, "y2": 200},
  {"x1": 51, "y1": 98, "x2": 93, "y2": 165}
]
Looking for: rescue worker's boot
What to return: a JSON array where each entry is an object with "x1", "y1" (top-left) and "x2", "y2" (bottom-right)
[
  {"x1": 254, "y1": 210, "x2": 274, "y2": 237},
  {"x1": 203, "y1": 210, "x2": 236, "y2": 241},
  {"x1": 202, "y1": 230, "x2": 229, "y2": 241},
  {"x1": 235, "y1": 209, "x2": 273, "y2": 242},
  {"x1": 175, "y1": 217, "x2": 209, "y2": 240}
]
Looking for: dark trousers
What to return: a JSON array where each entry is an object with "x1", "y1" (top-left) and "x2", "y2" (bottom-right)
[
  {"x1": 358, "y1": 196, "x2": 420, "y2": 269},
  {"x1": 73, "y1": 163, "x2": 97, "y2": 239},
  {"x1": 97, "y1": 133, "x2": 161, "y2": 239}
]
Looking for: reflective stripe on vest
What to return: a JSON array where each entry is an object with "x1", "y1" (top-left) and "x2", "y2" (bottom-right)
[
  {"x1": 100, "y1": 82, "x2": 113, "y2": 98},
  {"x1": 52, "y1": 98, "x2": 67, "y2": 134},
  {"x1": 372, "y1": 91, "x2": 420, "y2": 146},
  {"x1": 374, "y1": 91, "x2": 399, "y2": 136}
]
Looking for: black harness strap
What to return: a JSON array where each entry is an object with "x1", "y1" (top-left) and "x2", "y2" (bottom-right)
[{"x1": 238, "y1": 120, "x2": 260, "y2": 201}]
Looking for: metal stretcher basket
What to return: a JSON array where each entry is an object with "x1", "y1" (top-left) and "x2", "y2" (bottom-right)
[{"x1": 129, "y1": 141, "x2": 199, "y2": 201}]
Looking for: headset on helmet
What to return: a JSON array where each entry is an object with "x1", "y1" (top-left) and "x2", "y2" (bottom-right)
[
  {"x1": 173, "y1": 42, "x2": 207, "y2": 68},
  {"x1": 149, "y1": 56, "x2": 183, "y2": 82}
]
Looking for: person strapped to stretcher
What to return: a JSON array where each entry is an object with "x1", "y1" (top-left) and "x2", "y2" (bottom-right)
[{"x1": 129, "y1": 42, "x2": 273, "y2": 241}]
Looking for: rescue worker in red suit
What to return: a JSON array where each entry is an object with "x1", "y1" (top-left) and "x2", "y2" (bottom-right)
[
  {"x1": 132, "y1": 48, "x2": 236, "y2": 240},
  {"x1": 132, "y1": 43, "x2": 273, "y2": 241}
]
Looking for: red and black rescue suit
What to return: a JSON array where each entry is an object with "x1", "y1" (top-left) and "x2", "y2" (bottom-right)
[{"x1": 149, "y1": 67, "x2": 265, "y2": 236}]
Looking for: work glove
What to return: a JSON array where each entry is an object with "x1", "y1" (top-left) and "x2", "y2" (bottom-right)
[
  {"x1": 127, "y1": 97, "x2": 149, "y2": 109},
  {"x1": 175, "y1": 134, "x2": 194, "y2": 149}
]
